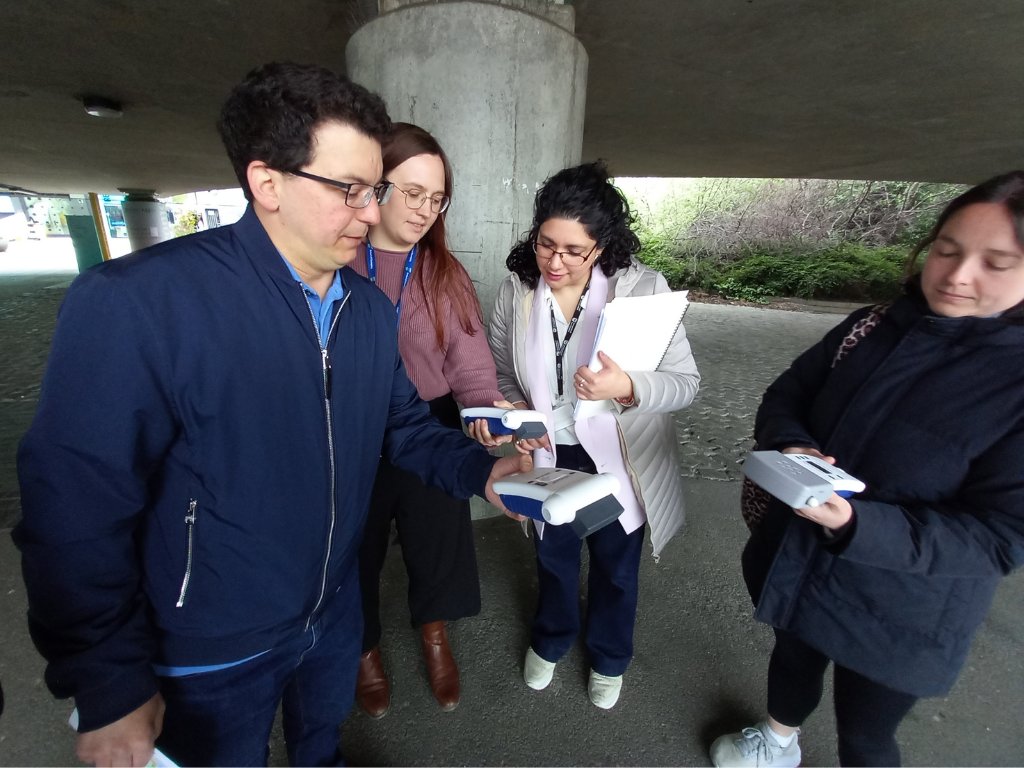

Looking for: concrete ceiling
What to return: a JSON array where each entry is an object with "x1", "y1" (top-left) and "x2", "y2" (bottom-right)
[{"x1": 1, "y1": 1, "x2": 1022, "y2": 196}]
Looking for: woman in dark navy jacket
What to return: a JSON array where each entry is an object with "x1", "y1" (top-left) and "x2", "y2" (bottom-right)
[{"x1": 712, "y1": 171, "x2": 1024, "y2": 768}]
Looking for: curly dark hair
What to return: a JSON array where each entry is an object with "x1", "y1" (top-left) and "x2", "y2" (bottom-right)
[
  {"x1": 506, "y1": 161, "x2": 641, "y2": 288},
  {"x1": 217, "y1": 61, "x2": 392, "y2": 201}
]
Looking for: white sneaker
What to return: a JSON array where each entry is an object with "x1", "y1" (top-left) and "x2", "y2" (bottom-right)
[
  {"x1": 587, "y1": 670, "x2": 623, "y2": 709},
  {"x1": 523, "y1": 647, "x2": 556, "y2": 690},
  {"x1": 710, "y1": 722, "x2": 800, "y2": 767}
]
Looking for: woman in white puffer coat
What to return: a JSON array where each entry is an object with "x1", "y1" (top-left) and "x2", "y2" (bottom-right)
[{"x1": 477, "y1": 161, "x2": 700, "y2": 710}]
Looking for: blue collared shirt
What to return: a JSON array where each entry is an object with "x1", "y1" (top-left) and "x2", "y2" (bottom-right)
[
  {"x1": 153, "y1": 650, "x2": 270, "y2": 678},
  {"x1": 281, "y1": 260, "x2": 347, "y2": 347}
]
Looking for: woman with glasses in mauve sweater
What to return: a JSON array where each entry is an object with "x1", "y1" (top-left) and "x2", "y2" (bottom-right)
[{"x1": 350, "y1": 123, "x2": 506, "y2": 717}]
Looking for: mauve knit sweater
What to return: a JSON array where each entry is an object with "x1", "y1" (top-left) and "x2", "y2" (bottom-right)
[{"x1": 351, "y1": 243, "x2": 502, "y2": 408}]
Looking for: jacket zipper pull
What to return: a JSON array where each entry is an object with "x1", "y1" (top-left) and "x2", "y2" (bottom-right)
[{"x1": 322, "y1": 348, "x2": 332, "y2": 396}]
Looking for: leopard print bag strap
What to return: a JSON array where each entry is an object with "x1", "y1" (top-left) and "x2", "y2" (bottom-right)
[{"x1": 831, "y1": 302, "x2": 890, "y2": 367}]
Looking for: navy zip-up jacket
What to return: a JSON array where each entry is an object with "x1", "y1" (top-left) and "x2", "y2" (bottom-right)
[
  {"x1": 744, "y1": 281, "x2": 1024, "y2": 697},
  {"x1": 14, "y1": 207, "x2": 497, "y2": 731}
]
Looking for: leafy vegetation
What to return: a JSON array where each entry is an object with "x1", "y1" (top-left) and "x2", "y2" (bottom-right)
[
  {"x1": 699, "y1": 244, "x2": 906, "y2": 301},
  {"x1": 622, "y1": 178, "x2": 966, "y2": 302},
  {"x1": 173, "y1": 210, "x2": 202, "y2": 237}
]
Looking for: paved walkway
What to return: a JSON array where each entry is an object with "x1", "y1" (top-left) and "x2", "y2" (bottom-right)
[{"x1": 1, "y1": 274, "x2": 1021, "y2": 766}]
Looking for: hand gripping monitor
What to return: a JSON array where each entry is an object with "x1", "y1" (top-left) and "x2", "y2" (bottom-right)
[
  {"x1": 742, "y1": 450, "x2": 865, "y2": 509},
  {"x1": 493, "y1": 467, "x2": 623, "y2": 537},
  {"x1": 460, "y1": 407, "x2": 549, "y2": 439}
]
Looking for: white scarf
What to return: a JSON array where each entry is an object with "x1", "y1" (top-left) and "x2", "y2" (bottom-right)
[{"x1": 524, "y1": 267, "x2": 645, "y2": 536}]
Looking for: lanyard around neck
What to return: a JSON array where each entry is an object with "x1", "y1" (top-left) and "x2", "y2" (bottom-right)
[
  {"x1": 365, "y1": 242, "x2": 417, "y2": 319},
  {"x1": 549, "y1": 278, "x2": 590, "y2": 398}
]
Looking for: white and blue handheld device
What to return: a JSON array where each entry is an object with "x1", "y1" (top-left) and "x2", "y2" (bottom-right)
[
  {"x1": 742, "y1": 450, "x2": 865, "y2": 509},
  {"x1": 460, "y1": 407, "x2": 548, "y2": 439},
  {"x1": 492, "y1": 468, "x2": 623, "y2": 537}
]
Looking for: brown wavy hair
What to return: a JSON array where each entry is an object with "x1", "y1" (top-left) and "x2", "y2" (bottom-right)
[
  {"x1": 382, "y1": 122, "x2": 481, "y2": 348},
  {"x1": 905, "y1": 170, "x2": 1024, "y2": 277}
]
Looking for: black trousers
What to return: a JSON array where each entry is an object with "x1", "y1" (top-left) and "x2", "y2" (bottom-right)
[
  {"x1": 358, "y1": 393, "x2": 481, "y2": 652},
  {"x1": 767, "y1": 629, "x2": 919, "y2": 767}
]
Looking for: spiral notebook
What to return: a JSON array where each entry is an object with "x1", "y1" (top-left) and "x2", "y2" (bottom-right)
[{"x1": 574, "y1": 290, "x2": 689, "y2": 419}]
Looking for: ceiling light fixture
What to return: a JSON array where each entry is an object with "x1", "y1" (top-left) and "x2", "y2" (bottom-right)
[{"x1": 83, "y1": 96, "x2": 123, "y2": 119}]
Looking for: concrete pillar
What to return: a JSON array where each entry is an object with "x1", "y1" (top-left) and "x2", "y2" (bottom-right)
[
  {"x1": 119, "y1": 189, "x2": 172, "y2": 252},
  {"x1": 346, "y1": 0, "x2": 588, "y2": 313}
]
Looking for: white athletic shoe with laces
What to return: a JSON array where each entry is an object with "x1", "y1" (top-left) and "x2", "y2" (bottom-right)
[
  {"x1": 710, "y1": 721, "x2": 801, "y2": 767},
  {"x1": 523, "y1": 647, "x2": 556, "y2": 690}
]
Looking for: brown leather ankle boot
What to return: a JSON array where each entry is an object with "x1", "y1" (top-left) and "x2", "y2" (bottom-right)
[
  {"x1": 421, "y1": 621, "x2": 460, "y2": 711},
  {"x1": 356, "y1": 647, "x2": 390, "y2": 718}
]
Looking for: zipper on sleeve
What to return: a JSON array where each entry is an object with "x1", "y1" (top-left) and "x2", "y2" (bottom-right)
[{"x1": 175, "y1": 499, "x2": 198, "y2": 608}]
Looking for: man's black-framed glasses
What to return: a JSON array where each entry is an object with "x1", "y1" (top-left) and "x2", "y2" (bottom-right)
[
  {"x1": 390, "y1": 183, "x2": 451, "y2": 214},
  {"x1": 288, "y1": 169, "x2": 393, "y2": 209},
  {"x1": 531, "y1": 239, "x2": 597, "y2": 267}
]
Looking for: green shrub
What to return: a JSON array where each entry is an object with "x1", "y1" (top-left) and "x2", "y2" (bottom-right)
[
  {"x1": 638, "y1": 242, "x2": 907, "y2": 302},
  {"x1": 708, "y1": 276, "x2": 774, "y2": 303},
  {"x1": 711, "y1": 243, "x2": 906, "y2": 301},
  {"x1": 637, "y1": 235, "x2": 688, "y2": 288},
  {"x1": 625, "y1": 176, "x2": 963, "y2": 303},
  {"x1": 174, "y1": 210, "x2": 202, "y2": 238}
]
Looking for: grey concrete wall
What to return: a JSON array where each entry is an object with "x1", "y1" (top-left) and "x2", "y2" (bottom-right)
[
  {"x1": 379, "y1": 0, "x2": 576, "y2": 33},
  {"x1": 346, "y1": 0, "x2": 588, "y2": 314}
]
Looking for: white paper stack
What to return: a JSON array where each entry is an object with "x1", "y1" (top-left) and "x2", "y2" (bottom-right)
[{"x1": 575, "y1": 290, "x2": 689, "y2": 419}]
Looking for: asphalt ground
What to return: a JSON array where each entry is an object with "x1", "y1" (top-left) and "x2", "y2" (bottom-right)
[{"x1": 1, "y1": 272, "x2": 1021, "y2": 766}]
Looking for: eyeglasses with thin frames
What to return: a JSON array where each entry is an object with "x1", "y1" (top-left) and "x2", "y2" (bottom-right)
[
  {"x1": 287, "y1": 169, "x2": 394, "y2": 209},
  {"x1": 532, "y1": 240, "x2": 597, "y2": 267},
  {"x1": 390, "y1": 183, "x2": 451, "y2": 214}
]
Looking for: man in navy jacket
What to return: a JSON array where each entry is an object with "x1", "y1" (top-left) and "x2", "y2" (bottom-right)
[{"x1": 14, "y1": 62, "x2": 525, "y2": 767}]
